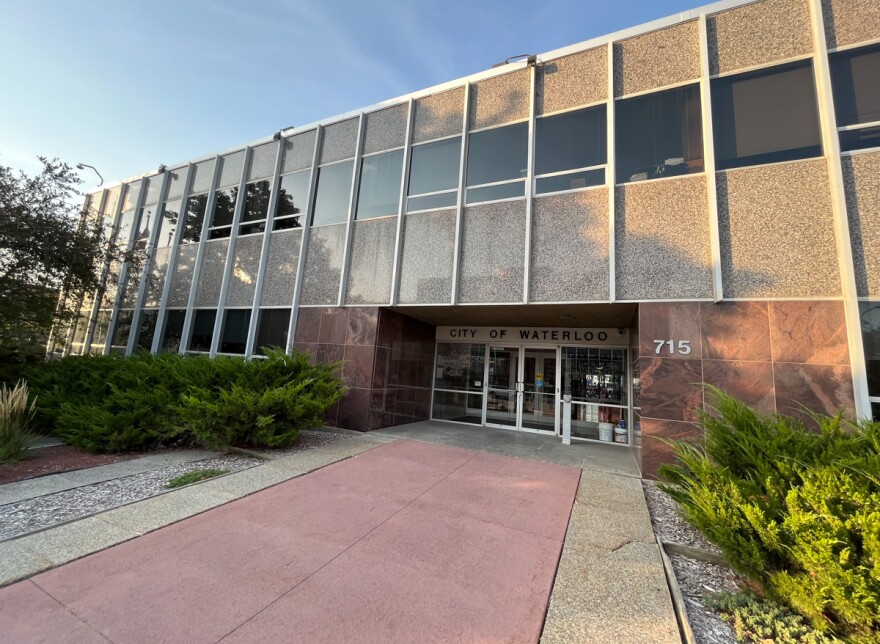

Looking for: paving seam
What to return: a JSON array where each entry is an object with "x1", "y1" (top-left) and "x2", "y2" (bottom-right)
[
  {"x1": 28, "y1": 579, "x2": 116, "y2": 644},
  {"x1": 215, "y1": 444, "x2": 483, "y2": 643}
]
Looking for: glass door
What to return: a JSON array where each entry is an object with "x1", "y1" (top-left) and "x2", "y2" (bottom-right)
[
  {"x1": 521, "y1": 347, "x2": 558, "y2": 433},
  {"x1": 485, "y1": 346, "x2": 519, "y2": 428},
  {"x1": 484, "y1": 345, "x2": 559, "y2": 433}
]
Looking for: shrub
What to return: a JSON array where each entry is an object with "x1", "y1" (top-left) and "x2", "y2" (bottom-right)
[
  {"x1": 166, "y1": 468, "x2": 228, "y2": 488},
  {"x1": 707, "y1": 591, "x2": 840, "y2": 644},
  {"x1": 0, "y1": 380, "x2": 36, "y2": 465},
  {"x1": 658, "y1": 387, "x2": 880, "y2": 642}
]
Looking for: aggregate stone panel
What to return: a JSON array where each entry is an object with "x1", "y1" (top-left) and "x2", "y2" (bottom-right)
[
  {"x1": 707, "y1": 0, "x2": 813, "y2": 76},
  {"x1": 224, "y1": 235, "x2": 263, "y2": 307},
  {"x1": 718, "y1": 159, "x2": 841, "y2": 298},
  {"x1": 282, "y1": 129, "x2": 317, "y2": 173},
  {"x1": 615, "y1": 175, "x2": 713, "y2": 300},
  {"x1": 166, "y1": 166, "x2": 189, "y2": 200},
  {"x1": 469, "y1": 68, "x2": 531, "y2": 131},
  {"x1": 843, "y1": 152, "x2": 880, "y2": 297},
  {"x1": 413, "y1": 87, "x2": 465, "y2": 143},
  {"x1": 190, "y1": 159, "x2": 216, "y2": 195},
  {"x1": 822, "y1": 0, "x2": 880, "y2": 48},
  {"x1": 345, "y1": 217, "x2": 396, "y2": 305},
  {"x1": 363, "y1": 104, "x2": 408, "y2": 155},
  {"x1": 537, "y1": 46, "x2": 607, "y2": 115},
  {"x1": 458, "y1": 201, "x2": 526, "y2": 303},
  {"x1": 217, "y1": 150, "x2": 246, "y2": 189},
  {"x1": 397, "y1": 209, "x2": 456, "y2": 304},
  {"x1": 319, "y1": 118, "x2": 360, "y2": 165},
  {"x1": 194, "y1": 239, "x2": 229, "y2": 307},
  {"x1": 248, "y1": 141, "x2": 279, "y2": 181},
  {"x1": 166, "y1": 245, "x2": 196, "y2": 307},
  {"x1": 613, "y1": 21, "x2": 701, "y2": 97},
  {"x1": 300, "y1": 223, "x2": 346, "y2": 305},
  {"x1": 144, "y1": 247, "x2": 170, "y2": 308},
  {"x1": 530, "y1": 189, "x2": 609, "y2": 302},
  {"x1": 260, "y1": 229, "x2": 302, "y2": 306}
]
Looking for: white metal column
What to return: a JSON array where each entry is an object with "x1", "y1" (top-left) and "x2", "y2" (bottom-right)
[
  {"x1": 336, "y1": 114, "x2": 367, "y2": 306},
  {"x1": 450, "y1": 84, "x2": 472, "y2": 305},
  {"x1": 607, "y1": 42, "x2": 617, "y2": 303},
  {"x1": 522, "y1": 63, "x2": 538, "y2": 304},
  {"x1": 389, "y1": 99, "x2": 416, "y2": 306}
]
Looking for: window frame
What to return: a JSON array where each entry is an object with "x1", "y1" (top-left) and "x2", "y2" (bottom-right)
[
  {"x1": 406, "y1": 134, "x2": 462, "y2": 214},
  {"x1": 355, "y1": 147, "x2": 405, "y2": 220},
  {"x1": 273, "y1": 168, "x2": 311, "y2": 231},
  {"x1": 533, "y1": 103, "x2": 608, "y2": 197},
  {"x1": 310, "y1": 158, "x2": 355, "y2": 227},
  {"x1": 830, "y1": 43, "x2": 880, "y2": 154},
  {"x1": 464, "y1": 121, "x2": 529, "y2": 205}
]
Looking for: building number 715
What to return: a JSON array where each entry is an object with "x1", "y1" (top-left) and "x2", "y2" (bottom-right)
[{"x1": 654, "y1": 339, "x2": 692, "y2": 355}]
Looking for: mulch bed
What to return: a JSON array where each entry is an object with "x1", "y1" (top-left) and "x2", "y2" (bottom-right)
[{"x1": 0, "y1": 446, "x2": 141, "y2": 486}]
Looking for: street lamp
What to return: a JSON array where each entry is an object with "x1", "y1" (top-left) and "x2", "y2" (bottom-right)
[{"x1": 76, "y1": 163, "x2": 104, "y2": 187}]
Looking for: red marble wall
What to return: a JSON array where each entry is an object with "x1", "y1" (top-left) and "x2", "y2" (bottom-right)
[
  {"x1": 638, "y1": 300, "x2": 855, "y2": 478},
  {"x1": 294, "y1": 307, "x2": 435, "y2": 432}
]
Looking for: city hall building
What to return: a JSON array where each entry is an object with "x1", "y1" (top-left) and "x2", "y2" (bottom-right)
[{"x1": 59, "y1": 0, "x2": 880, "y2": 476}]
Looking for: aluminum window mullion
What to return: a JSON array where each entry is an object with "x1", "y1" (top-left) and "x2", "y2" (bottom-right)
[
  {"x1": 151, "y1": 163, "x2": 195, "y2": 354},
  {"x1": 179, "y1": 156, "x2": 222, "y2": 355},
  {"x1": 450, "y1": 83, "x2": 472, "y2": 305},
  {"x1": 210, "y1": 147, "x2": 254, "y2": 357},
  {"x1": 286, "y1": 126, "x2": 324, "y2": 352},
  {"x1": 79, "y1": 189, "x2": 108, "y2": 353},
  {"x1": 244, "y1": 140, "x2": 285, "y2": 357},
  {"x1": 523, "y1": 64, "x2": 537, "y2": 304},
  {"x1": 607, "y1": 41, "x2": 617, "y2": 304},
  {"x1": 337, "y1": 113, "x2": 367, "y2": 306},
  {"x1": 390, "y1": 98, "x2": 415, "y2": 306}
]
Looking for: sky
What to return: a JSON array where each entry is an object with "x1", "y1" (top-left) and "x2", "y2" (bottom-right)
[{"x1": 0, "y1": 0, "x2": 701, "y2": 190}]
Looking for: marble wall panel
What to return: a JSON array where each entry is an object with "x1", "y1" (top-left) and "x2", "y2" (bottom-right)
[
  {"x1": 282, "y1": 130, "x2": 317, "y2": 173},
  {"x1": 639, "y1": 357, "x2": 703, "y2": 422},
  {"x1": 530, "y1": 190, "x2": 609, "y2": 302},
  {"x1": 260, "y1": 229, "x2": 302, "y2": 306},
  {"x1": 702, "y1": 359, "x2": 777, "y2": 414},
  {"x1": 822, "y1": 0, "x2": 880, "y2": 49},
  {"x1": 413, "y1": 87, "x2": 465, "y2": 143},
  {"x1": 363, "y1": 104, "x2": 408, "y2": 154},
  {"x1": 397, "y1": 210, "x2": 456, "y2": 304},
  {"x1": 469, "y1": 69, "x2": 531, "y2": 131},
  {"x1": 225, "y1": 235, "x2": 263, "y2": 307},
  {"x1": 707, "y1": 0, "x2": 813, "y2": 75},
  {"x1": 641, "y1": 418, "x2": 702, "y2": 479},
  {"x1": 537, "y1": 46, "x2": 607, "y2": 115},
  {"x1": 843, "y1": 153, "x2": 880, "y2": 297},
  {"x1": 319, "y1": 118, "x2": 359, "y2": 165},
  {"x1": 700, "y1": 301, "x2": 772, "y2": 362},
  {"x1": 769, "y1": 300, "x2": 850, "y2": 365},
  {"x1": 345, "y1": 217, "x2": 396, "y2": 305},
  {"x1": 300, "y1": 223, "x2": 346, "y2": 305},
  {"x1": 774, "y1": 362, "x2": 855, "y2": 424},
  {"x1": 639, "y1": 302, "x2": 703, "y2": 360},
  {"x1": 458, "y1": 201, "x2": 526, "y2": 303},
  {"x1": 144, "y1": 247, "x2": 170, "y2": 308},
  {"x1": 167, "y1": 244, "x2": 197, "y2": 307},
  {"x1": 614, "y1": 21, "x2": 701, "y2": 97},
  {"x1": 718, "y1": 160, "x2": 840, "y2": 298},
  {"x1": 615, "y1": 175, "x2": 713, "y2": 300},
  {"x1": 194, "y1": 239, "x2": 228, "y2": 307}
]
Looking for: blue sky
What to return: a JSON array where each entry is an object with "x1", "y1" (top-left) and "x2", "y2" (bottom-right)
[{"x1": 0, "y1": 0, "x2": 700, "y2": 189}]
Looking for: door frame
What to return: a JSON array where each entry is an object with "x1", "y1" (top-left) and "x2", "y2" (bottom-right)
[{"x1": 482, "y1": 344, "x2": 559, "y2": 435}]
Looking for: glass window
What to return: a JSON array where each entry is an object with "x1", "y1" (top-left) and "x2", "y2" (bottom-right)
[
  {"x1": 432, "y1": 391, "x2": 484, "y2": 424},
  {"x1": 831, "y1": 43, "x2": 880, "y2": 128},
  {"x1": 256, "y1": 309, "x2": 290, "y2": 353},
  {"x1": 241, "y1": 180, "x2": 271, "y2": 223},
  {"x1": 561, "y1": 347, "x2": 628, "y2": 405},
  {"x1": 161, "y1": 310, "x2": 186, "y2": 351},
  {"x1": 434, "y1": 343, "x2": 486, "y2": 392},
  {"x1": 535, "y1": 169, "x2": 604, "y2": 195},
  {"x1": 220, "y1": 309, "x2": 250, "y2": 354},
  {"x1": 465, "y1": 182, "x2": 525, "y2": 204},
  {"x1": 535, "y1": 105, "x2": 607, "y2": 176},
  {"x1": 356, "y1": 149, "x2": 403, "y2": 220},
  {"x1": 466, "y1": 123, "x2": 528, "y2": 187},
  {"x1": 409, "y1": 138, "x2": 461, "y2": 196},
  {"x1": 109, "y1": 310, "x2": 133, "y2": 352},
  {"x1": 712, "y1": 60, "x2": 822, "y2": 170},
  {"x1": 132, "y1": 205, "x2": 155, "y2": 251},
  {"x1": 156, "y1": 199, "x2": 181, "y2": 248},
  {"x1": 839, "y1": 125, "x2": 880, "y2": 153},
  {"x1": 69, "y1": 314, "x2": 89, "y2": 355},
  {"x1": 616, "y1": 84, "x2": 703, "y2": 183},
  {"x1": 210, "y1": 187, "x2": 238, "y2": 230},
  {"x1": 189, "y1": 310, "x2": 216, "y2": 352},
  {"x1": 406, "y1": 192, "x2": 458, "y2": 212},
  {"x1": 181, "y1": 194, "x2": 207, "y2": 244},
  {"x1": 860, "y1": 301, "x2": 880, "y2": 397},
  {"x1": 135, "y1": 310, "x2": 158, "y2": 350},
  {"x1": 312, "y1": 160, "x2": 353, "y2": 226},
  {"x1": 275, "y1": 170, "x2": 310, "y2": 228},
  {"x1": 115, "y1": 210, "x2": 136, "y2": 246}
]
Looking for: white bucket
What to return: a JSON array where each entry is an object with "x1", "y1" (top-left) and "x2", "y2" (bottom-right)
[
  {"x1": 598, "y1": 422, "x2": 614, "y2": 442},
  {"x1": 614, "y1": 426, "x2": 628, "y2": 444}
]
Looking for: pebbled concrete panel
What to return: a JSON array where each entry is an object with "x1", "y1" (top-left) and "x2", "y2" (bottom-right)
[
  {"x1": 398, "y1": 209, "x2": 456, "y2": 304},
  {"x1": 363, "y1": 104, "x2": 408, "y2": 154},
  {"x1": 345, "y1": 217, "x2": 396, "y2": 305},
  {"x1": 300, "y1": 223, "x2": 346, "y2": 305},
  {"x1": 537, "y1": 46, "x2": 608, "y2": 115},
  {"x1": 261, "y1": 229, "x2": 302, "y2": 306},
  {"x1": 194, "y1": 239, "x2": 229, "y2": 307},
  {"x1": 843, "y1": 152, "x2": 880, "y2": 297},
  {"x1": 319, "y1": 118, "x2": 360, "y2": 165},
  {"x1": 225, "y1": 234, "x2": 263, "y2": 307},
  {"x1": 469, "y1": 69, "x2": 531, "y2": 131},
  {"x1": 458, "y1": 201, "x2": 526, "y2": 303},
  {"x1": 413, "y1": 87, "x2": 465, "y2": 143},
  {"x1": 614, "y1": 21, "x2": 701, "y2": 97},
  {"x1": 282, "y1": 130, "x2": 317, "y2": 173}
]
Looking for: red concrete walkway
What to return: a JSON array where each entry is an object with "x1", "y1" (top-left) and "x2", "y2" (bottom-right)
[{"x1": 0, "y1": 439, "x2": 581, "y2": 643}]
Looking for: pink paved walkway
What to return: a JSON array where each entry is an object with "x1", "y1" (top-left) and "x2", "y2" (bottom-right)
[{"x1": 0, "y1": 439, "x2": 581, "y2": 643}]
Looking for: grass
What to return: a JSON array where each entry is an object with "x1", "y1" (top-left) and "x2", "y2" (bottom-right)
[
  {"x1": 0, "y1": 380, "x2": 35, "y2": 466},
  {"x1": 165, "y1": 468, "x2": 228, "y2": 489}
]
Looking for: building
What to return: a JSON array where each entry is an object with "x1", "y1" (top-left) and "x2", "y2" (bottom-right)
[{"x1": 58, "y1": 0, "x2": 880, "y2": 477}]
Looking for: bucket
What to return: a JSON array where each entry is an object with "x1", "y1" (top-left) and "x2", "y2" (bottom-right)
[
  {"x1": 598, "y1": 422, "x2": 614, "y2": 442},
  {"x1": 614, "y1": 426, "x2": 628, "y2": 444}
]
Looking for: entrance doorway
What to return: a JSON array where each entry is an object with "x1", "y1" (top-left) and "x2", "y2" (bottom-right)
[{"x1": 485, "y1": 346, "x2": 557, "y2": 433}]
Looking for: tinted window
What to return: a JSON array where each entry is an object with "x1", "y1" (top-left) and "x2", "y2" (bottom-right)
[
  {"x1": 182, "y1": 194, "x2": 207, "y2": 243},
  {"x1": 616, "y1": 84, "x2": 703, "y2": 183},
  {"x1": 220, "y1": 309, "x2": 251, "y2": 354},
  {"x1": 535, "y1": 168, "x2": 604, "y2": 195},
  {"x1": 712, "y1": 60, "x2": 822, "y2": 170},
  {"x1": 861, "y1": 301, "x2": 880, "y2": 397},
  {"x1": 109, "y1": 310, "x2": 133, "y2": 351},
  {"x1": 535, "y1": 105, "x2": 607, "y2": 175},
  {"x1": 465, "y1": 182, "x2": 525, "y2": 205},
  {"x1": 312, "y1": 161, "x2": 353, "y2": 226},
  {"x1": 256, "y1": 309, "x2": 291, "y2": 353},
  {"x1": 356, "y1": 149, "x2": 403, "y2": 220},
  {"x1": 189, "y1": 310, "x2": 216, "y2": 352},
  {"x1": 161, "y1": 310, "x2": 186, "y2": 351},
  {"x1": 275, "y1": 170, "x2": 310, "y2": 224},
  {"x1": 466, "y1": 123, "x2": 528, "y2": 186},
  {"x1": 409, "y1": 138, "x2": 461, "y2": 195},
  {"x1": 211, "y1": 187, "x2": 238, "y2": 228},
  {"x1": 840, "y1": 125, "x2": 880, "y2": 152},
  {"x1": 830, "y1": 43, "x2": 880, "y2": 128},
  {"x1": 156, "y1": 199, "x2": 181, "y2": 248},
  {"x1": 241, "y1": 180, "x2": 272, "y2": 223},
  {"x1": 407, "y1": 192, "x2": 458, "y2": 212},
  {"x1": 135, "y1": 310, "x2": 158, "y2": 350}
]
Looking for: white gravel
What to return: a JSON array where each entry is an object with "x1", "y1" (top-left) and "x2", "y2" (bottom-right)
[{"x1": 254, "y1": 429, "x2": 360, "y2": 457}]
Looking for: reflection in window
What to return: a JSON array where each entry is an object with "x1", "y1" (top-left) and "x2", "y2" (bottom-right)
[
  {"x1": 275, "y1": 170, "x2": 310, "y2": 229},
  {"x1": 407, "y1": 137, "x2": 461, "y2": 212},
  {"x1": 256, "y1": 308, "x2": 290, "y2": 353},
  {"x1": 161, "y1": 310, "x2": 186, "y2": 351},
  {"x1": 466, "y1": 123, "x2": 528, "y2": 200},
  {"x1": 189, "y1": 309, "x2": 217, "y2": 352},
  {"x1": 831, "y1": 43, "x2": 880, "y2": 152},
  {"x1": 535, "y1": 105, "x2": 606, "y2": 194},
  {"x1": 465, "y1": 182, "x2": 524, "y2": 204},
  {"x1": 535, "y1": 169, "x2": 604, "y2": 195},
  {"x1": 312, "y1": 161, "x2": 353, "y2": 226},
  {"x1": 356, "y1": 149, "x2": 403, "y2": 220},
  {"x1": 616, "y1": 84, "x2": 703, "y2": 183},
  {"x1": 132, "y1": 206, "x2": 155, "y2": 251},
  {"x1": 135, "y1": 310, "x2": 158, "y2": 350},
  {"x1": 434, "y1": 343, "x2": 486, "y2": 391},
  {"x1": 561, "y1": 347, "x2": 628, "y2": 441},
  {"x1": 241, "y1": 180, "x2": 272, "y2": 223},
  {"x1": 220, "y1": 309, "x2": 251, "y2": 354},
  {"x1": 209, "y1": 187, "x2": 238, "y2": 237},
  {"x1": 712, "y1": 60, "x2": 822, "y2": 170},
  {"x1": 156, "y1": 199, "x2": 181, "y2": 248},
  {"x1": 860, "y1": 301, "x2": 880, "y2": 397},
  {"x1": 109, "y1": 310, "x2": 133, "y2": 352},
  {"x1": 115, "y1": 210, "x2": 136, "y2": 246},
  {"x1": 181, "y1": 194, "x2": 207, "y2": 244}
]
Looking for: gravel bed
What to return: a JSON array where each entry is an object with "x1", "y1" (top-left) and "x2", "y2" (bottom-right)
[
  {"x1": 643, "y1": 481, "x2": 740, "y2": 644},
  {"x1": 255, "y1": 429, "x2": 360, "y2": 457},
  {"x1": 0, "y1": 454, "x2": 260, "y2": 541}
]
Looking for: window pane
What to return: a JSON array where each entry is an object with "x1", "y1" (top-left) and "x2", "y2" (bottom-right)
[
  {"x1": 840, "y1": 124, "x2": 880, "y2": 152},
  {"x1": 535, "y1": 168, "x2": 604, "y2": 195},
  {"x1": 830, "y1": 43, "x2": 880, "y2": 127},
  {"x1": 256, "y1": 308, "x2": 290, "y2": 353},
  {"x1": 560, "y1": 347, "x2": 628, "y2": 405},
  {"x1": 241, "y1": 180, "x2": 271, "y2": 222},
  {"x1": 434, "y1": 342, "x2": 485, "y2": 392},
  {"x1": 356, "y1": 149, "x2": 404, "y2": 220},
  {"x1": 409, "y1": 138, "x2": 461, "y2": 195},
  {"x1": 239, "y1": 222, "x2": 265, "y2": 236},
  {"x1": 109, "y1": 310, "x2": 134, "y2": 351},
  {"x1": 712, "y1": 61, "x2": 822, "y2": 170},
  {"x1": 157, "y1": 199, "x2": 181, "y2": 248},
  {"x1": 432, "y1": 390, "x2": 484, "y2": 424},
  {"x1": 535, "y1": 105, "x2": 607, "y2": 175},
  {"x1": 220, "y1": 309, "x2": 251, "y2": 354},
  {"x1": 274, "y1": 217, "x2": 302, "y2": 231},
  {"x1": 211, "y1": 187, "x2": 238, "y2": 228},
  {"x1": 135, "y1": 310, "x2": 158, "y2": 350},
  {"x1": 465, "y1": 181, "x2": 525, "y2": 204},
  {"x1": 406, "y1": 191, "x2": 457, "y2": 212},
  {"x1": 209, "y1": 227, "x2": 231, "y2": 240},
  {"x1": 133, "y1": 205, "x2": 156, "y2": 251},
  {"x1": 616, "y1": 84, "x2": 703, "y2": 183},
  {"x1": 312, "y1": 161, "x2": 353, "y2": 226},
  {"x1": 466, "y1": 123, "x2": 528, "y2": 186},
  {"x1": 161, "y1": 310, "x2": 185, "y2": 351},
  {"x1": 860, "y1": 301, "x2": 880, "y2": 397},
  {"x1": 276, "y1": 170, "x2": 310, "y2": 223},
  {"x1": 182, "y1": 194, "x2": 207, "y2": 243},
  {"x1": 115, "y1": 210, "x2": 136, "y2": 246},
  {"x1": 189, "y1": 310, "x2": 216, "y2": 352}
]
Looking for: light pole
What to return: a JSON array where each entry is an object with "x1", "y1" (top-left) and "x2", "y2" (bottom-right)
[{"x1": 76, "y1": 163, "x2": 103, "y2": 187}]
